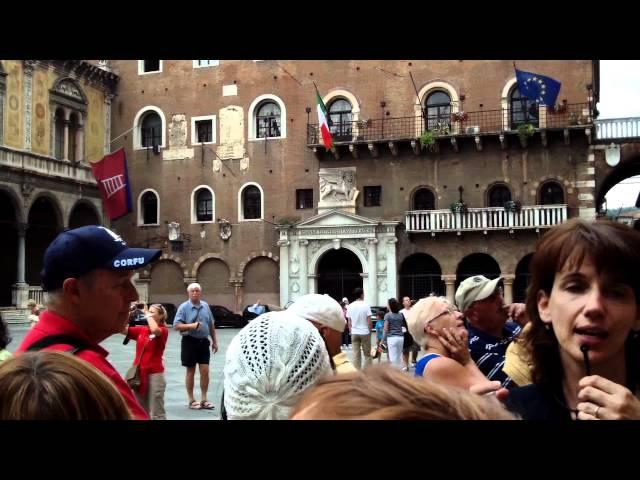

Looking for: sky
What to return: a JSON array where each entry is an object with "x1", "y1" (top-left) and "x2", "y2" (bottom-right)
[{"x1": 598, "y1": 60, "x2": 640, "y2": 209}]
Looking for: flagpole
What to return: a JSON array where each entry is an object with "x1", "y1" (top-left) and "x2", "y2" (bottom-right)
[{"x1": 408, "y1": 71, "x2": 427, "y2": 133}]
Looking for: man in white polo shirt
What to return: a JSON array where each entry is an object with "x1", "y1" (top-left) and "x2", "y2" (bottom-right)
[{"x1": 346, "y1": 288, "x2": 372, "y2": 370}]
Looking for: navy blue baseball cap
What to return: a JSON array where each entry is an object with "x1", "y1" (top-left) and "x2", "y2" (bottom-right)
[{"x1": 41, "y1": 225, "x2": 161, "y2": 291}]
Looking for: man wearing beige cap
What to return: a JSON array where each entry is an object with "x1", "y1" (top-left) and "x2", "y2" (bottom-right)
[
  {"x1": 288, "y1": 293, "x2": 356, "y2": 374},
  {"x1": 455, "y1": 275, "x2": 528, "y2": 388}
]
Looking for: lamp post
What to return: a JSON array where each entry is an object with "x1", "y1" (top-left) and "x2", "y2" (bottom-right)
[{"x1": 380, "y1": 101, "x2": 386, "y2": 138}]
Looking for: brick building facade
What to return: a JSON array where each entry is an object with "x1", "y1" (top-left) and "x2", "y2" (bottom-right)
[{"x1": 108, "y1": 60, "x2": 598, "y2": 312}]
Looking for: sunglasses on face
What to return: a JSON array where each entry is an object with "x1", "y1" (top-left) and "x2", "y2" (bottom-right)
[{"x1": 427, "y1": 304, "x2": 460, "y2": 324}]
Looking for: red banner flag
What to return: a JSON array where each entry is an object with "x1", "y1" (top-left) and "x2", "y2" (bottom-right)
[{"x1": 91, "y1": 148, "x2": 133, "y2": 221}]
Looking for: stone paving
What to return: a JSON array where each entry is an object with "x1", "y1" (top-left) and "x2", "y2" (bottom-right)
[{"x1": 7, "y1": 323, "x2": 393, "y2": 420}]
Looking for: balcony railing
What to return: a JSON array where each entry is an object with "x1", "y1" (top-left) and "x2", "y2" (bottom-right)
[
  {"x1": 405, "y1": 204, "x2": 567, "y2": 233},
  {"x1": 0, "y1": 146, "x2": 97, "y2": 185},
  {"x1": 307, "y1": 103, "x2": 591, "y2": 146},
  {"x1": 595, "y1": 117, "x2": 640, "y2": 140}
]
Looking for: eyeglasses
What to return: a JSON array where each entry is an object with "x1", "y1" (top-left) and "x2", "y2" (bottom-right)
[{"x1": 426, "y1": 304, "x2": 460, "y2": 324}]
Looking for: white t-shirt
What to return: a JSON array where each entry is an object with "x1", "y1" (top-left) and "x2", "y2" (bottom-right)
[
  {"x1": 346, "y1": 300, "x2": 372, "y2": 335},
  {"x1": 399, "y1": 308, "x2": 410, "y2": 333}
]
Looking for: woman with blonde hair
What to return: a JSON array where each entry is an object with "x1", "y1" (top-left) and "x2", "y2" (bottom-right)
[
  {"x1": 0, "y1": 350, "x2": 132, "y2": 420},
  {"x1": 290, "y1": 365, "x2": 516, "y2": 420},
  {"x1": 506, "y1": 219, "x2": 640, "y2": 420},
  {"x1": 122, "y1": 303, "x2": 169, "y2": 419},
  {"x1": 406, "y1": 296, "x2": 502, "y2": 394}
]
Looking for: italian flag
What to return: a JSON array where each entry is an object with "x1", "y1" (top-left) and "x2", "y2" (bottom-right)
[{"x1": 316, "y1": 90, "x2": 333, "y2": 149}]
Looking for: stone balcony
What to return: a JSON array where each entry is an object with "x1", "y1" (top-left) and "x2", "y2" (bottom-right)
[
  {"x1": 405, "y1": 204, "x2": 568, "y2": 234},
  {"x1": 0, "y1": 145, "x2": 97, "y2": 185}
]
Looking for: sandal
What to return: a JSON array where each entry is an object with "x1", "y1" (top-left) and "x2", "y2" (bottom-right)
[
  {"x1": 188, "y1": 400, "x2": 202, "y2": 410},
  {"x1": 200, "y1": 401, "x2": 215, "y2": 410}
]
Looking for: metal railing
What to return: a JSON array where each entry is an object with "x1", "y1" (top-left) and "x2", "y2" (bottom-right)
[
  {"x1": 595, "y1": 117, "x2": 640, "y2": 140},
  {"x1": 307, "y1": 103, "x2": 592, "y2": 145},
  {"x1": 405, "y1": 204, "x2": 568, "y2": 233}
]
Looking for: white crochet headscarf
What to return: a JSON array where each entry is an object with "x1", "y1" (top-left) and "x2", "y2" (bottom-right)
[{"x1": 223, "y1": 311, "x2": 332, "y2": 420}]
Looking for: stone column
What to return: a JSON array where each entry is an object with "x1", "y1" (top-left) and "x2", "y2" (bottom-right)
[
  {"x1": 298, "y1": 240, "x2": 308, "y2": 296},
  {"x1": 277, "y1": 239, "x2": 290, "y2": 307},
  {"x1": 23, "y1": 60, "x2": 35, "y2": 151},
  {"x1": 13, "y1": 222, "x2": 29, "y2": 308},
  {"x1": 385, "y1": 237, "x2": 398, "y2": 299},
  {"x1": 75, "y1": 113, "x2": 84, "y2": 162},
  {"x1": 308, "y1": 274, "x2": 317, "y2": 294},
  {"x1": 502, "y1": 274, "x2": 515, "y2": 305},
  {"x1": 16, "y1": 222, "x2": 27, "y2": 284},
  {"x1": 133, "y1": 274, "x2": 150, "y2": 303},
  {"x1": 365, "y1": 238, "x2": 378, "y2": 305},
  {"x1": 104, "y1": 93, "x2": 114, "y2": 154},
  {"x1": 63, "y1": 109, "x2": 71, "y2": 161},
  {"x1": 441, "y1": 274, "x2": 457, "y2": 304},
  {"x1": 230, "y1": 280, "x2": 243, "y2": 313}
]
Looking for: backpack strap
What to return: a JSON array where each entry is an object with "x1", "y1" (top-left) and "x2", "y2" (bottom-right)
[{"x1": 25, "y1": 334, "x2": 89, "y2": 355}]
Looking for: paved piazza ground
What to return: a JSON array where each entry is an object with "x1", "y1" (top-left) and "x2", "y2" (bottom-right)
[{"x1": 7, "y1": 323, "x2": 389, "y2": 420}]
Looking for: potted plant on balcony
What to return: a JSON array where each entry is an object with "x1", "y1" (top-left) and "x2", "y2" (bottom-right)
[
  {"x1": 451, "y1": 111, "x2": 468, "y2": 123},
  {"x1": 450, "y1": 201, "x2": 468, "y2": 214},
  {"x1": 503, "y1": 200, "x2": 522, "y2": 213},
  {"x1": 420, "y1": 130, "x2": 437, "y2": 152},
  {"x1": 517, "y1": 123, "x2": 535, "y2": 146}
]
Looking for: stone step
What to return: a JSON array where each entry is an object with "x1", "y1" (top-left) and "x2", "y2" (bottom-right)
[{"x1": 0, "y1": 308, "x2": 29, "y2": 325}]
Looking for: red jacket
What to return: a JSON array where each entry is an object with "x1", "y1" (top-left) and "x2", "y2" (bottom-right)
[
  {"x1": 18, "y1": 310, "x2": 149, "y2": 420},
  {"x1": 128, "y1": 326, "x2": 168, "y2": 396}
]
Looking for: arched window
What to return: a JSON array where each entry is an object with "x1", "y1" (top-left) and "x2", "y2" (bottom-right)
[
  {"x1": 328, "y1": 98, "x2": 352, "y2": 141},
  {"x1": 256, "y1": 101, "x2": 281, "y2": 138},
  {"x1": 425, "y1": 91, "x2": 451, "y2": 131},
  {"x1": 510, "y1": 87, "x2": 539, "y2": 129},
  {"x1": 68, "y1": 113, "x2": 79, "y2": 163},
  {"x1": 539, "y1": 180, "x2": 564, "y2": 205},
  {"x1": 141, "y1": 111, "x2": 162, "y2": 148},
  {"x1": 50, "y1": 77, "x2": 87, "y2": 162},
  {"x1": 196, "y1": 188, "x2": 213, "y2": 222},
  {"x1": 242, "y1": 186, "x2": 261, "y2": 220},
  {"x1": 140, "y1": 190, "x2": 159, "y2": 225},
  {"x1": 54, "y1": 108, "x2": 65, "y2": 160},
  {"x1": 413, "y1": 188, "x2": 435, "y2": 210},
  {"x1": 487, "y1": 184, "x2": 512, "y2": 207}
]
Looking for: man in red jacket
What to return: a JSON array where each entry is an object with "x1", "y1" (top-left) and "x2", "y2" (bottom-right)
[{"x1": 18, "y1": 225, "x2": 161, "y2": 420}]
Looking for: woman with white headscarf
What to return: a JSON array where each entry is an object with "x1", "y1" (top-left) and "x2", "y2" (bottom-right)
[{"x1": 223, "y1": 311, "x2": 332, "y2": 420}]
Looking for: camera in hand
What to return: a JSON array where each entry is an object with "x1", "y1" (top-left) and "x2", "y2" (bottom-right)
[{"x1": 123, "y1": 304, "x2": 148, "y2": 345}]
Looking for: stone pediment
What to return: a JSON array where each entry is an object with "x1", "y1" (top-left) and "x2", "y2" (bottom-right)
[{"x1": 295, "y1": 209, "x2": 379, "y2": 228}]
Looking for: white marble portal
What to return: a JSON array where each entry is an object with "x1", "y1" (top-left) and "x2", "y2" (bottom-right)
[{"x1": 277, "y1": 209, "x2": 398, "y2": 307}]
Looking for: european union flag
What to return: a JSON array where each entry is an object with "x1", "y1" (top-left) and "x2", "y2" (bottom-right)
[{"x1": 515, "y1": 69, "x2": 562, "y2": 107}]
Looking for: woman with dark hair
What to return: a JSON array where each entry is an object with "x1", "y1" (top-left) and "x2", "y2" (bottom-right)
[
  {"x1": 506, "y1": 218, "x2": 640, "y2": 420},
  {"x1": 382, "y1": 298, "x2": 405, "y2": 369},
  {"x1": 0, "y1": 313, "x2": 12, "y2": 364}
]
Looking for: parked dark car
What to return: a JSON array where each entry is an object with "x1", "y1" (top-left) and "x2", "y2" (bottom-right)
[{"x1": 211, "y1": 305, "x2": 247, "y2": 329}]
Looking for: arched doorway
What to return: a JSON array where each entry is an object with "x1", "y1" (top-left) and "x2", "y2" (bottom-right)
[
  {"x1": 0, "y1": 191, "x2": 19, "y2": 306},
  {"x1": 26, "y1": 197, "x2": 61, "y2": 286},
  {"x1": 68, "y1": 201, "x2": 100, "y2": 229},
  {"x1": 243, "y1": 257, "x2": 279, "y2": 308},
  {"x1": 317, "y1": 248, "x2": 363, "y2": 304},
  {"x1": 456, "y1": 253, "x2": 501, "y2": 290},
  {"x1": 149, "y1": 260, "x2": 185, "y2": 308},
  {"x1": 513, "y1": 253, "x2": 534, "y2": 303},
  {"x1": 399, "y1": 253, "x2": 445, "y2": 300}
]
